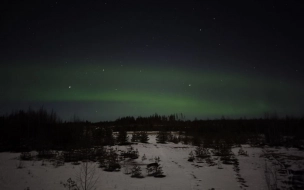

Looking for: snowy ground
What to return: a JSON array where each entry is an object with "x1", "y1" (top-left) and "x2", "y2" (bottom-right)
[{"x1": 0, "y1": 135, "x2": 303, "y2": 190}]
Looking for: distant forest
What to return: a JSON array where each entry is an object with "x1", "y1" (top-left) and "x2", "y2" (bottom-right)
[{"x1": 0, "y1": 108, "x2": 303, "y2": 152}]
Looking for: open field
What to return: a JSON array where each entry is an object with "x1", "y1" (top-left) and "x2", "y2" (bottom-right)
[{"x1": 0, "y1": 135, "x2": 303, "y2": 190}]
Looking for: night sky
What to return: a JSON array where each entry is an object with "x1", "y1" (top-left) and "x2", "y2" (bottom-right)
[{"x1": 1, "y1": 0, "x2": 304, "y2": 121}]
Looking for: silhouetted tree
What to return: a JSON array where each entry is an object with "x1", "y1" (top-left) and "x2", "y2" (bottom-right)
[
  {"x1": 131, "y1": 131, "x2": 140, "y2": 142},
  {"x1": 139, "y1": 131, "x2": 149, "y2": 143},
  {"x1": 103, "y1": 127, "x2": 115, "y2": 146},
  {"x1": 116, "y1": 127, "x2": 129, "y2": 145},
  {"x1": 156, "y1": 130, "x2": 168, "y2": 143}
]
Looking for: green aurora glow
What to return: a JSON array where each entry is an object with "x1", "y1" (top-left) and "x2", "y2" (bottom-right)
[{"x1": 1, "y1": 63, "x2": 303, "y2": 121}]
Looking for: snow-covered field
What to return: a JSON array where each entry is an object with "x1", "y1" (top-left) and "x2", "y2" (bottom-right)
[{"x1": 0, "y1": 135, "x2": 303, "y2": 190}]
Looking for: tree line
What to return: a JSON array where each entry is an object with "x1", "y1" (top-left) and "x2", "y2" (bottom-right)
[{"x1": 1, "y1": 109, "x2": 303, "y2": 152}]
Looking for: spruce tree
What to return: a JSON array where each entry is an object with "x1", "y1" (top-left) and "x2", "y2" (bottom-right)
[
  {"x1": 131, "y1": 131, "x2": 139, "y2": 142},
  {"x1": 154, "y1": 165, "x2": 165, "y2": 177},
  {"x1": 195, "y1": 145, "x2": 210, "y2": 158},
  {"x1": 139, "y1": 131, "x2": 149, "y2": 143},
  {"x1": 104, "y1": 127, "x2": 115, "y2": 146},
  {"x1": 131, "y1": 165, "x2": 144, "y2": 178},
  {"x1": 156, "y1": 130, "x2": 168, "y2": 143},
  {"x1": 117, "y1": 127, "x2": 129, "y2": 145}
]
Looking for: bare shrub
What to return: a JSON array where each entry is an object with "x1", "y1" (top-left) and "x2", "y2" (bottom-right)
[{"x1": 76, "y1": 161, "x2": 99, "y2": 190}]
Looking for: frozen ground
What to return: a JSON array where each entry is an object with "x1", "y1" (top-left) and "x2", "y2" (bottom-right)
[{"x1": 0, "y1": 135, "x2": 303, "y2": 190}]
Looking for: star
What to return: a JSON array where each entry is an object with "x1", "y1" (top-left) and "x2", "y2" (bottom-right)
[
  {"x1": 188, "y1": 84, "x2": 191, "y2": 87},
  {"x1": 68, "y1": 86, "x2": 71, "y2": 89}
]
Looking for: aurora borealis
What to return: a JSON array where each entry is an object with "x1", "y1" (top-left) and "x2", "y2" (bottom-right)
[{"x1": 1, "y1": 0, "x2": 304, "y2": 121}]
